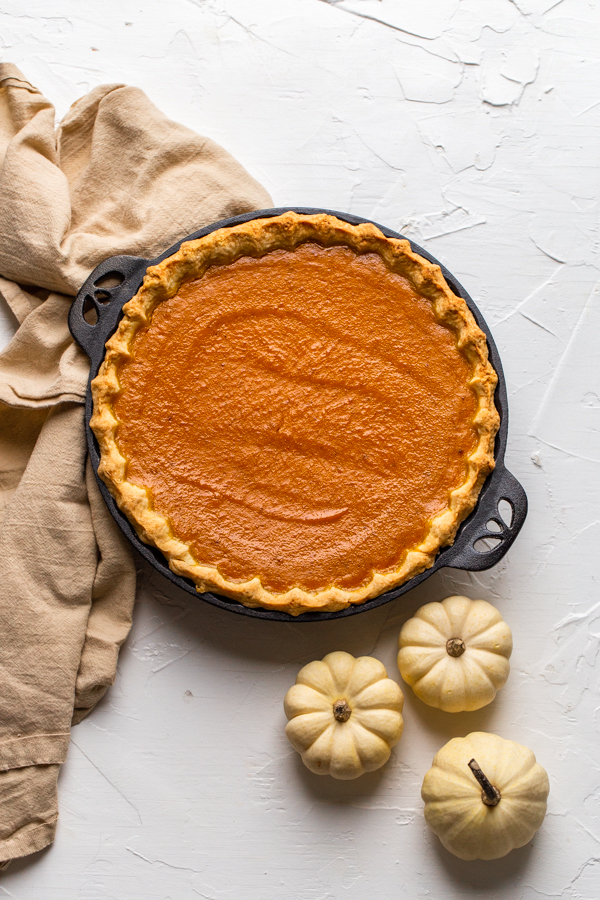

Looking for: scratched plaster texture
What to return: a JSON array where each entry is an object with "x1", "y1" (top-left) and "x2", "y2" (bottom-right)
[{"x1": 1, "y1": 0, "x2": 599, "y2": 896}]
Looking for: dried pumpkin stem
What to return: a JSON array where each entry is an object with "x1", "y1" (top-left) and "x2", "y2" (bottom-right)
[
  {"x1": 468, "y1": 758, "x2": 501, "y2": 806},
  {"x1": 333, "y1": 699, "x2": 352, "y2": 723},
  {"x1": 446, "y1": 638, "x2": 466, "y2": 658}
]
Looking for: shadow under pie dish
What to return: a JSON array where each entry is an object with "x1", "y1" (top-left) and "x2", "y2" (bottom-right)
[{"x1": 89, "y1": 212, "x2": 500, "y2": 616}]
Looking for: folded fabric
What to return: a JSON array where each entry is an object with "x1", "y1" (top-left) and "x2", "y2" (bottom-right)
[{"x1": 0, "y1": 63, "x2": 271, "y2": 861}]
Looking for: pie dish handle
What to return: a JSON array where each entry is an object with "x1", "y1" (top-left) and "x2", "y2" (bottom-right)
[
  {"x1": 69, "y1": 255, "x2": 148, "y2": 360},
  {"x1": 442, "y1": 464, "x2": 528, "y2": 572}
]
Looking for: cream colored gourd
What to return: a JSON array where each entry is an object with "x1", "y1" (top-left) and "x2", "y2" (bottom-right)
[
  {"x1": 398, "y1": 595, "x2": 512, "y2": 712},
  {"x1": 422, "y1": 732, "x2": 549, "y2": 860},
  {"x1": 284, "y1": 651, "x2": 404, "y2": 780}
]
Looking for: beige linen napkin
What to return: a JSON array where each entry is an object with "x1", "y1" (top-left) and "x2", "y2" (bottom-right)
[{"x1": 0, "y1": 64, "x2": 271, "y2": 861}]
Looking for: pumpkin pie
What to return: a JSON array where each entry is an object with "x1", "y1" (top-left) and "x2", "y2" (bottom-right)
[{"x1": 91, "y1": 212, "x2": 499, "y2": 615}]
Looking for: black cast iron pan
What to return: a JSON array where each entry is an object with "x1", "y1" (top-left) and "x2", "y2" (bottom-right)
[{"x1": 69, "y1": 207, "x2": 527, "y2": 622}]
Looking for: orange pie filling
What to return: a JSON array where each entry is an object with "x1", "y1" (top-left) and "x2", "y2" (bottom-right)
[
  {"x1": 111, "y1": 242, "x2": 482, "y2": 595},
  {"x1": 91, "y1": 213, "x2": 499, "y2": 613}
]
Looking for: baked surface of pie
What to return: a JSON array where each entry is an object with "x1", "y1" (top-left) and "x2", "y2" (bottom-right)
[{"x1": 91, "y1": 213, "x2": 499, "y2": 615}]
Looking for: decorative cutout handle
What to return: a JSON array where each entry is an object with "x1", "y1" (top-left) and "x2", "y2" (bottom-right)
[
  {"x1": 69, "y1": 256, "x2": 148, "y2": 360},
  {"x1": 442, "y1": 464, "x2": 528, "y2": 572}
]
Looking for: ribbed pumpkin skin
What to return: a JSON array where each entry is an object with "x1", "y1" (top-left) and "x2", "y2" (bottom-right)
[
  {"x1": 398, "y1": 596, "x2": 513, "y2": 712},
  {"x1": 422, "y1": 732, "x2": 549, "y2": 860},
  {"x1": 284, "y1": 651, "x2": 404, "y2": 780}
]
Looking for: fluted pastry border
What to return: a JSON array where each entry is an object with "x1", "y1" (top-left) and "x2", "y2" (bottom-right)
[{"x1": 91, "y1": 212, "x2": 499, "y2": 616}]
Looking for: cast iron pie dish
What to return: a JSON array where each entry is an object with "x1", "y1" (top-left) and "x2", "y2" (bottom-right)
[{"x1": 89, "y1": 212, "x2": 499, "y2": 615}]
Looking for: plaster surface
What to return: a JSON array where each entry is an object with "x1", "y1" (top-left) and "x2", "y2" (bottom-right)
[{"x1": 1, "y1": 1, "x2": 599, "y2": 897}]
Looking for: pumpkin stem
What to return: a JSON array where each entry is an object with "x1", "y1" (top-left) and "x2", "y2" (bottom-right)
[
  {"x1": 446, "y1": 638, "x2": 466, "y2": 658},
  {"x1": 468, "y1": 758, "x2": 501, "y2": 806},
  {"x1": 333, "y1": 699, "x2": 352, "y2": 723}
]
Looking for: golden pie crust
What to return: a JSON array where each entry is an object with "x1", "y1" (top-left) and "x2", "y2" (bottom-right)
[{"x1": 91, "y1": 212, "x2": 499, "y2": 615}]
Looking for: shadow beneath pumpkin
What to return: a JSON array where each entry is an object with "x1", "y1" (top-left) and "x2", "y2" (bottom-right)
[
  {"x1": 432, "y1": 835, "x2": 536, "y2": 887},
  {"x1": 401, "y1": 685, "x2": 504, "y2": 742},
  {"x1": 290, "y1": 747, "x2": 387, "y2": 803}
]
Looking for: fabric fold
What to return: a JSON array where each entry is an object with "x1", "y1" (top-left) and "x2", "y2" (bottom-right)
[
  {"x1": 0, "y1": 735, "x2": 70, "y2": 772},
  {"x1": 0, "y1": 62, "x2": 271, "y2": 861},
  {"x1": 0, "y1": 765, "x2": 60, "y2": 861}
]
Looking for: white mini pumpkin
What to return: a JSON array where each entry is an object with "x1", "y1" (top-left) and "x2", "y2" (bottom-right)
[
  {"x1": 284, "y1": 651, "x2": 404, "y2": 779},
  {"x1": 422, "y1": 731, "x2": 549, "y2": 860},
  {"x1": 398, "y1": 595, "x2": 512, "y2": 712}
]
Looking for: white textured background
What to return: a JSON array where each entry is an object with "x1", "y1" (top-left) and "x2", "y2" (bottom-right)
[{"x1": 1, "y1": 0, "x2": 600, "y2": 897}]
